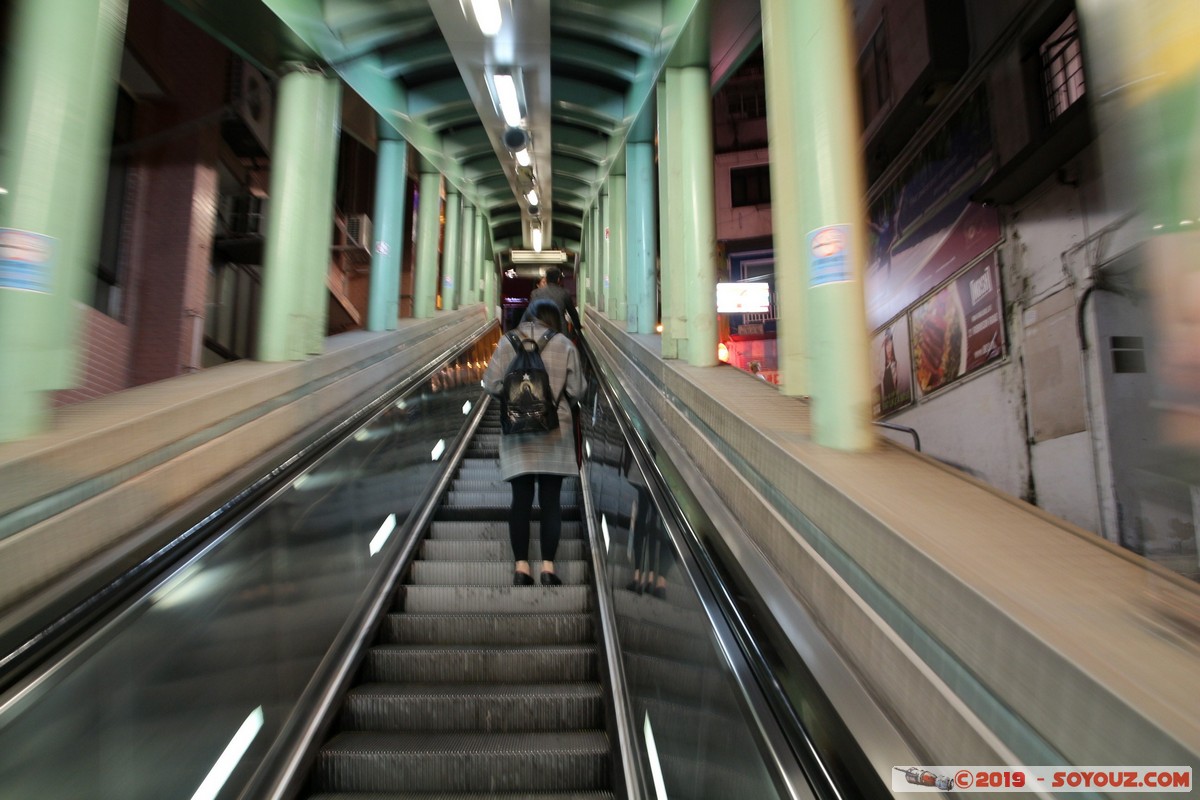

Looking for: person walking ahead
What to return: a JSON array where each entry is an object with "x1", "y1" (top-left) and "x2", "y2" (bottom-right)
[
  {"x1": 529, "y1": 267, "x2": 581, "y2": 333},
  {"x1": 483, "y1": 299, "x2": 586, "y2": 585}
]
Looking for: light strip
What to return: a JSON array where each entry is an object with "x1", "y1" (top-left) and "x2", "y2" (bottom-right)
[
  {"x1": 431, "y1": 439, "x2": 446, "y2": 461},
  {"x1": 515, "y1": 148, "x2": 531, "y2": 167},
  {"x1": 644, "y1": 712, "x2": 668, "y2": 800},
  {"x1": 190, "y1": 707, "x2": 265, "y2": 800},
  {"x1": 531, "y1": 227, "x2": 543, "y2": 252},
  {"x1": 369, "y1": 513, "x2": 397, "y2": 556},
  {"x1": 526, "y1": 188, "x2": 538, "y2": 206},
  {"x1": 493, "y1": 73, "x2": 523, "y2": 127},
  {"x1": 471, "y1": 0, "x2": 502, "y2": 36},
  {"x1": 462, "y1": 400, "x2": 472, "y2": 415},
  {"x1": 601, "y1": 513, "x2": 611, "y2": 552}
]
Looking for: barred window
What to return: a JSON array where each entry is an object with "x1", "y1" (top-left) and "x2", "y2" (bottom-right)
[
  {"x1": 1041, "y1": 11, "x2": 1086, "y2": 123},
  {"x1": 858, "y1": 21, "x2": 891, "y2": 126},
  {"x1": 730, "y1": 164, "x2": 771, "y2": 208}
]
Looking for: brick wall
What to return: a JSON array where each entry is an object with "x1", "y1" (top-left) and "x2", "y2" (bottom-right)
[{"x1": 54, "y1": 307, "x2": 133, "y2": 406}]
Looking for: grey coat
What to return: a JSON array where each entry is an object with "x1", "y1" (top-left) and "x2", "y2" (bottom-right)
[{"x1": 483, "y1": 320, "x2": 586, "y2": 480}]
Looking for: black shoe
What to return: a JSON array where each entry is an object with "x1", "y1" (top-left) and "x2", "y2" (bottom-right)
[
  {"x1": 651, "y1": 586, "x2": 667, "y2": 600},
  {"x1": 540, "y1": 571, "x2": 562, "y2": 586},
  {"x1": 513, "y1": 571, "x2": 534, "y2": 586}
]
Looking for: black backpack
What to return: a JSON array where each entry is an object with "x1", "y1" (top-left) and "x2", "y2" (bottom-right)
[{"x1": 499, "y1": 329, "x2": 560, "y2": 435}]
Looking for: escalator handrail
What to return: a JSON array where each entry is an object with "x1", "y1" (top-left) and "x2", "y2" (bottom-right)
[
  {"x1": 576, "y1": 329, "x2": 839, "y2": 800},
  {"x1": 0, "y1": 321, "x2": 497, "y2": 701},
  {"x1": 239, "y1": 389, "x2": 496, "y2": 800}
]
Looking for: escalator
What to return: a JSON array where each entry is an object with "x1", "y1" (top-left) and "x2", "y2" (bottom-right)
[
  {"x1": 0, "y1": 324, "x2": 873, "y2": 800},
  {"x1": 307, "y1": 406, "x2": 614, "y2": 797}
]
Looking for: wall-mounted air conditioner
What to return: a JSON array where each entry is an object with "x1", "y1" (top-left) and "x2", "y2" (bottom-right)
[
  {"x1": 345, "y1": 214, "x2": 372, "y2": 249},
  {"x1": 230, "y1": 61, "x2": 273, "y2": 155}
]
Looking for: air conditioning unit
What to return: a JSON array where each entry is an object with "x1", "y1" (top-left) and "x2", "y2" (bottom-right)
[
  {"x1": 230, "y1": 61, "x2": 273, "y2": 155},
  {"x1": 345, "y1": 214, "x2": 372, "y2": 249}
]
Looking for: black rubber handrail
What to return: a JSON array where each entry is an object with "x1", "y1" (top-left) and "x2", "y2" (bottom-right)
[{"x1": 873, "y1": 420, "x2": 921, "y2": 451}]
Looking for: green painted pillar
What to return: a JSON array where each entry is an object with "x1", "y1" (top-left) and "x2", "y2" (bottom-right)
[
  {"x1": 588, "y1": 203, "x2": 600, "y2": 309},
  {"x1": 368, "y1": 130, "x2": 407, "y2": 331},
  {"x1": 482, "y1": 234, "x2": 496, "y2": 320},
  {"x1": 474, "y1": 209, "x2": 487, "y2": 304},
  {"x1": 442, "y1": 188, "x2": 462, "y2": 311},
  {"x1": 257, "y1": 67, "x2": 341, "y2": 361},
  {"x1": 0, "y1": 0, "x2": 129, "y2": 440},
  {"x1": 627, "y1": 140, "x2": 658, "y2": 334},
  {"x1": 596, "y1": 190, "x2": 608, "y2": 313},
  {"x1": 792, "y1": 0, "x2": 874, "y2": 450},
  {"x1": 762, "y1": 0, "x2": 809, "y2": 395},
  {"x1": 608, "y1": 172, "x2": 628, "y2": 322},
  {"x1": 678, "y1": 67, "x2": 718, "y2": 367},
  {"x1": 660, "y1": 73, "x2": 686, "y2": 358},
  {"x1": 413, "y1": 169, "x2": 443, "y2": 318},
  {"x1": 460, "y1": 202, "x2": 476, "y2": 306},
  {"x1": 579, "y1": 210, "x2": 591, "y2": 315}
]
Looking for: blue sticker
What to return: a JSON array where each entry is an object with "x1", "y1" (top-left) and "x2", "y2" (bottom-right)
[
  {"x1": 0, "y1": 229, "x2": 55, "y2": 294},
  {"x1": 807, "y1": 224, "x2": 852, "y2": 287}
]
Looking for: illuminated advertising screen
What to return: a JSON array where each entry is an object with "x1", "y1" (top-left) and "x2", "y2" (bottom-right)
[{"x1": 716, "y1": 281, "x2": 770, "y2": 313}]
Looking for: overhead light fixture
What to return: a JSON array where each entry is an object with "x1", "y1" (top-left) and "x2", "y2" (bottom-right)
[
  {"x1": 511, "y1": 249, "x2": 567, "y2": 263},
  {"x1": 493, "y1": 73, "x2": 523, "y2": 127},
  {"x1": 526, "y1": 188, "x2": 538, "y2": 206},
  {"x1": 515, "y1": 148, "x2": 531, "y2": 167},
  {"x1": 531, "y1": 227, "x2": 543, "y2": 252},
  {"x1": 471, "y1": 0, "x2": 503, "y2": 37}
]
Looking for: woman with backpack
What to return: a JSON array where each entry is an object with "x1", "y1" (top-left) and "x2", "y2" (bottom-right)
[{"x1": 483, "y1": 299, "x2": 586, "y2": 586}]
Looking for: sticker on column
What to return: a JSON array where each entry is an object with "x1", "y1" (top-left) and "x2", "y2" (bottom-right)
[
  {"x1": 0, "y1": 229, "x2": 55, "y2": 293},
  {"x1": 807, "y1": 224, "x2": 852, "y2": 287}
]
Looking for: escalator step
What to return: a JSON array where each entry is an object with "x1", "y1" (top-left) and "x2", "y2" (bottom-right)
[
  {"x1": 443, "y1": 491, "x2": 580, "y2": 508},
  {"x1": 364, "y1": 644, "x2": 598, "y2": 683},
  {"x1": 429, "y1": 520, "x2": 583, "y2": 540},
  {"x1": 401, "y1": 585, "x2": 590, "y2": 614},
  {"x1": 408, "y1": 561, "x2": 588, "y2": 586},
  {"x1": 311, "y1": 793, "x2": 613, "y2": 799},
  {"x1": 383, "y1": 613, "x2": 594, "y2": 645},
  {"x1": 313, "y1": 730, "x2": 610, "y2": 793},
  {"x1": 416, "y1": 539, "x2": 586, "y2": 563},
  {"x1": 341, "y1": 683, "x2": 605, "y2": 732}
]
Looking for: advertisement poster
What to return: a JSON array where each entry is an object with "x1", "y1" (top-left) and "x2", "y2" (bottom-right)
[
  {"x1": 0, "y1": 228, "x2": 55, "y2": 294},
  {"x1": 872, "y1": 319, "x2": 913, "y2": 417},
  {"x1": 865, "y1": 89, "x2": 1001, "y2": 330},
  {"x1": 910, "y1": 253, "x2": 1005, "y2": 395}
]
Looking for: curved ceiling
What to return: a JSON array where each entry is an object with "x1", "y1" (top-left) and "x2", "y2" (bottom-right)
[{"x1": 166, "y1": 0, "x2": 761, "y2": 254}]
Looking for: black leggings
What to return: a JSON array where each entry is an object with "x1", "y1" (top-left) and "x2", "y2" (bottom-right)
[{"x1": 508, "y1": 473, "x2": 564, "y2": 562}]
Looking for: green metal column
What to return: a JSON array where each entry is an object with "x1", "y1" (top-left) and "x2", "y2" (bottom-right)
[
  {"x1": 474, "y1": 209, "x2": 487, "y2": 304},
  {"x1": 627, "y1": 138, "x2": 658, "y2": 334},
  {"x1": 482, "y1": 233, "x2": 496, "y2": 320},
  {"x1": 678, "y1": 66, "x2": 717, "y2": 367},
  {"x1": 258, "y1": 67, "x2": 341, "y2": 361},
  {"x1": 589, "y1": 203, "x2": 601, "y2": 309},
  {"x1": 460, "y1": 202, "x2": 476, "y2": 307},
  {"x1": 0, "y1": 0, "x2": 129, "y2": 440},
  {"x1": 608, "y1": 172, "x2": 628, "y2": 322},
  {"x1": 660, "y1": 73, "x2": 686, "y2": 358},
  {"x1": 413, "y1": 169, "x2": 443, "y2": 318},
  {"x1": 442, "y1": 188, "x2": 462, "y2": 311},
  {"x1": 368, "y1": 128, "x2": 407, "y2": 331},
  {"x1": 791, "y1": 0, "x2": 874, "y2": 450},
  {"x1": 599, "y1": 188, "x2": 611, "y2": 314},
  {"x1": 762, "y1": 0, "x2": 809, "y2": 395}
]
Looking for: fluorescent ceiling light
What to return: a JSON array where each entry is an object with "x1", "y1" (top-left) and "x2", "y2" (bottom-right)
[
  {"x1": 526, "y1": 188, "x2": 538, "y2": 206},
  {"x1": 472, "y1": 0, "x2": 503, "y2": 36},
  {"x1": 511, "y1": 250, "x2": 566, "y2": 263},
  {"x1": 531, "y1": 227, "x2": 543, "y2": 252},
  {"x1": 515, "y1": 148, "x2": 531, "y2": 167},
  {"x1": 493, "y1": 73, "x2": 523, "y2": 127}
]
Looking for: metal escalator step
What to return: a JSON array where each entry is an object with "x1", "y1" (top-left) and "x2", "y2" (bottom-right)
[
  {"x1": 420, "y1": 540, "x2": 585, "y2": 562},
  {"x1": 310, "y1": 792, "x2": 614, "y2": 800},
  {"x1": 364, "y1": 644, "x2": 598, "y2": 683},
  {"x1": 341, "y1": 683, "x2": 605, "y2": 732},
  {"x1": 383, "y1": 613, "x2": 594, "y2": 645},
  {"x1": 443, "y1": 490, "x2": 579, "y2": 508},
  {"x1": 429, "y1": 520, "x2": 583, "y2": 540},
  {"x1": 313, "y1": 730, "x2": 610, "y2": 793},
  {"x1": 408, "y1": 561, "x2": 588, "y2": 586},
  {"x1": 401, "y1": 585, "x2": 590, "y2": 614}
]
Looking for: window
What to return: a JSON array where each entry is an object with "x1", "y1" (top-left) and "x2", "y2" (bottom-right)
[
  {"x1": 730, "y1": 164, "x2": 771, "y2": 208},
  {"x1": 858, "y1": 21, "x2": 891, "y2": 127},
  {"x1": 1110, "y1": 336, "x2": 1145, "y2": 374},
  {"x1": 94, "y1": 88, "x2": 135, "y2": 319},
  {"x1": 1041, "y1": 11, "x2": 1086, "y2": 123}
]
